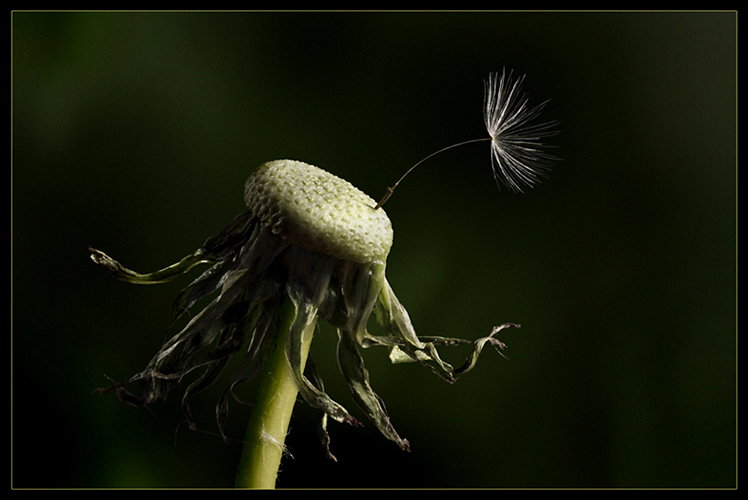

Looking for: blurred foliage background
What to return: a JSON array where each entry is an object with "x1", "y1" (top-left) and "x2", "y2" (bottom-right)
[{"x1": 12, "y1": 11, "x2": 735, "y2": 488}]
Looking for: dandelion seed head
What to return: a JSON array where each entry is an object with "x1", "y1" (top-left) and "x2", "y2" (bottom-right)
[
  {"x1": 91, "y1": 71, "x2": 546, "y2": 458},
  {"x1": 91, "y1": 158, "x2": 516, "y2": 456}
]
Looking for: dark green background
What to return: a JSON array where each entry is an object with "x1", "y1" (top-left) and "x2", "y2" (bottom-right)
[{"x1": 12, "y1": 11, "x2": 736, "y2": 488}]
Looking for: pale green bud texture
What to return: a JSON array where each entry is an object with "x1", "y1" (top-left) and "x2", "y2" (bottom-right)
[{"x1": 244, "y1": 159, "x2": 393, "y2": 264}]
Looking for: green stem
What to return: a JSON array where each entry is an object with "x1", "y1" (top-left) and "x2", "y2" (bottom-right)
[{"x1": 235, "y1": 298, "x2": 316, "y2": 489}]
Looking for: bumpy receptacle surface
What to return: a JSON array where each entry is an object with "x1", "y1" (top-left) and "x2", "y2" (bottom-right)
[{"x1": 244, "y1": 159, "x2": 393, "y2": 263}]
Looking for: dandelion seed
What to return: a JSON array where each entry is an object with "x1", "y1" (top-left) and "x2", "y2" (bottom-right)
[{"x1": 375, "y1": 69, "x2": 558, "y2": 208}]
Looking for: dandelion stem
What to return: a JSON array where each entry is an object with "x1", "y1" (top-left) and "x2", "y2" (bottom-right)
[{"x1": 235, "y1": 298, "x2": 317, "y2": 489}]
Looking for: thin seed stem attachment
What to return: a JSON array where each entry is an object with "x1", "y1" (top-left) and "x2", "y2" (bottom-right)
[{"x1": 374, "y1": 138, "x2": 490, "y2": 210}]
